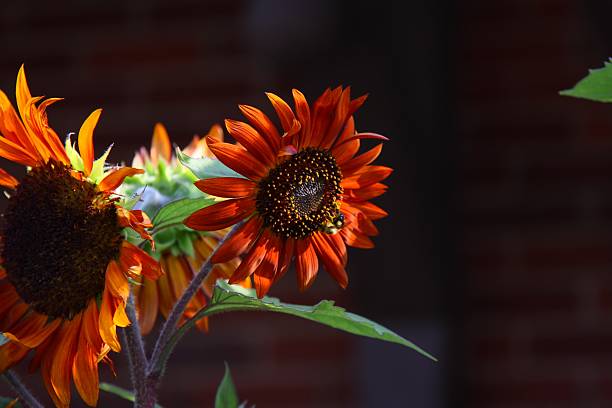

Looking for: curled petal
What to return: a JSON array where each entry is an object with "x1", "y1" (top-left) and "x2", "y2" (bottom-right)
[{"x1": 99, "y1": 167, "x2": 144, "y2": 192}]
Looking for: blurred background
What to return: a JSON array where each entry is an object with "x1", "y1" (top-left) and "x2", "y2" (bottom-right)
[{"x1": 1, "y1": 0, "x2": 612, "y2": 406}]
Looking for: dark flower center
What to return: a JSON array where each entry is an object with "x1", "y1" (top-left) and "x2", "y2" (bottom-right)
[
  {"x1": 2, "y1": 161, "x2": 123, "y2": 319},
  {"x1": 256, "y1": 148, "x2": 343, "y2": 239}
]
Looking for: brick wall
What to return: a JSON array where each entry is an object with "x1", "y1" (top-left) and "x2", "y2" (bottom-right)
[
  {"x1": 457, "y1": 0, "x2": 612, "y2": 406},
  {"x1": 0, "y1": 1, "x2": 446, "y2": 407}
]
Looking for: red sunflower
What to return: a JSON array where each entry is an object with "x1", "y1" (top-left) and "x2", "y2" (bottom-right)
[
  {"x1": 0, "y1": 67, "x2": 162, "y2": 407},
  {"x1": 184, "y1": 87, "x2": 390, "y2": 297}
]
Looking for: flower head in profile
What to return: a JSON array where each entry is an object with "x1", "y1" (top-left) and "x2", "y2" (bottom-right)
[
  {"x1": 0, "y1": 66, "x2": 161, "y2": 407},
  {"x1": 120, "y1": 123, "x2": 246, "y2": 334},
  {"x1": 184, "y1": 86, "x2": 390, "y2": 297}
]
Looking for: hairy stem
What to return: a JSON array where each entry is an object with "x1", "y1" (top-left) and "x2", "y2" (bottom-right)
[
  {"x1": 123, "y1": 292, "x2": 148, "y2": 406},
  {"x1": 2, "y1": 370, "x2": 44, "y2": 408},
  {"x1": 147, "y1": 221, "x2": 243, "y2": 378}
]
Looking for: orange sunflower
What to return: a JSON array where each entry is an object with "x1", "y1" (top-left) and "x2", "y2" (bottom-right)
[
  {"x1": 184, "y1": 86, "x2": 390, "y2": 297},
  {"x1": 123, "y1": 123, "x2": 244, "y2": 334},
  {"x1": 0, "y1": 66, "x2": 162, "y2": 407}
]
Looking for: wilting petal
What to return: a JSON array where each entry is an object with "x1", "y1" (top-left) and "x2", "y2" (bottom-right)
[
  {"x1": 78, "y1": 109, "x2": 102, "y2": 175},
  {"x1": 195, "y1": 177, "x2": 256, "y2": 199},
  {"x1": 98, "y1": 167, "x2": 144, "y2": 192}
]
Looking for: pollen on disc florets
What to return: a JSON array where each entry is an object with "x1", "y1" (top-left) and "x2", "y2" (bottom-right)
[
  {"x1": 256, "y1": 147, "x2": 343, "y2": 239},
  {"x1": 2, "y1": 160, "x2": 124, "y2": 319}
]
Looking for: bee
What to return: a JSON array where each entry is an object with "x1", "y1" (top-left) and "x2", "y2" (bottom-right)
[{"x1": 322, "y1": 213, "x2": 345, "y2": 234}]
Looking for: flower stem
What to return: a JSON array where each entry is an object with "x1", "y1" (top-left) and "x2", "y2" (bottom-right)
[
  {"x1": 147, "y1": 221, "x2": 244, "y2": 378},
  {"x1": 123, "y1": 291, "x2": 149, "y2": 405},
  {"x1": 2, "y1": 370, "x2": 44, "y2": 408}
]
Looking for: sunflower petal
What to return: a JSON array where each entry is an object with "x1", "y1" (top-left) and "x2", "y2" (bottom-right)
[
  {"x1": 72, "y1": 333, "x2": 99, "y2": 407},
  {"x1": 225, "y1": 119, "x2": 276, "y2": 165},
  {"x1": 99, "y1": 288, "x2": 121, "y2": 352},
  {"x1": 98, "y1": 167, "x2": 144, "y2": 192},
  {"x1": 0, "y1": 168, "x2": 18, "y2": 189},
  {"x1": 184, "y1": 198, "x2": 254, "y2": 231},
  {"x1": 238, "y1": 104, "x2": 281, "y2": 152},
  {"x1": 206, "y1": 138, "x2": 268, "y2": 181},
  {"x1": 78, "y1": 109, "x2": 102, "y2": 176},
  {"x1": 151, "y1": 123, "x2": 172, "y2": 163},
  {"x1": 194, "y1": 177, "x2": 256, "y2": 198},
  {"x1": 266, "y1": 92, "x2": 296, "y2": 134},
  {"x1": 228, "y1": 233, "x2": 269, "y2": 283},
  {"x1": 212, "y1": 216, "x2": 262, "y2": 263},
  {"x1": 295, "y1": 238, "x2": 319, "y2": 291}
]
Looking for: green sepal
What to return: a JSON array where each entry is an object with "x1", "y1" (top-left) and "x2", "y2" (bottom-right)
[
  {"x1": 64, "y1": 135, "x2": 84, "y2": 173},
  {"x1": 89, "y1": 144, "x2": 113, "y2": 183},
  {"x1": 560, "y1": 58, "x2": 612, "y2": 102}
]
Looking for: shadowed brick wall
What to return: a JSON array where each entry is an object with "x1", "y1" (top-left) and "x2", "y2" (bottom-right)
[
  {"x1": 456, "y1": 0, "x2": 612, "y2": 406},
  {"x1": 0, "y1": 1, "x2": 448, "y2": 407}
]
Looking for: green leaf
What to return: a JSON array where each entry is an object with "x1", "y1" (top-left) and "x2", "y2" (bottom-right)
[
  {"x1": 215, "y1": 363, "x2": 239, "y2": 408},
  {"x1": 152, "y1": 197, "x2": 216, "y2": 233},
  {"x1": 560, "y1": 59, "x2": 612, "y2": 102},
  {"x1": 0, "y1": 397, "x2": 21, "y2": 407},
  {"x1": 209, "y1": 281, "x2": 437, "y2": 361},
  {"x1": 99, "y1": 383, "x2": 163, "y2": 408},
  {"x1": 177, "y1": 148, "x2": 245, "y2": 180}
]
